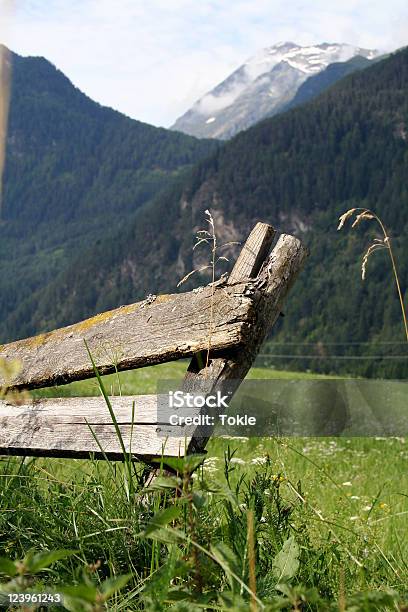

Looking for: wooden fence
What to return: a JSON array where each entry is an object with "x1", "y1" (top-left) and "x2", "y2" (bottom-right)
[{"x1": 0, "y1": 223, "x2": 307, "y2": 461}]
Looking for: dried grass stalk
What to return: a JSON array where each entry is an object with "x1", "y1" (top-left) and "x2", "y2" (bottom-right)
[
  {"x1": 177, "y1": 209, "x2": 240, "y2": 373},
  {"x1": 337, "y1": 207, "x2": 407, "y2": 342}
]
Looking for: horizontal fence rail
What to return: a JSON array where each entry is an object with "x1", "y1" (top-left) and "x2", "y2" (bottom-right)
[
  {"x1": 0, "y1": 396, "x2": 188, "y2": 460},
  {"x1": 0, "y1": 283, "x2": 255, "y2": 391}
]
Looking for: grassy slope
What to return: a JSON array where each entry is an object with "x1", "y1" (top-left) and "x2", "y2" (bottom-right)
[
  {"x1": 0, "y1": 363, "x2": 404, "y2": 605},
  {"x1": 29, "y1": 363, "x2": 408, "y2": 586}
]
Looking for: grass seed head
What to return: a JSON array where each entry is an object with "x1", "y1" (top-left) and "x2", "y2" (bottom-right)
[
  {"x1": 337, "y1": 208, "x2": 357, "y2": 230},
  {"x1": 361, "y1": 242, "x2": 386, "y2": 280},
  {"x1": 351, "y1": 211, "x2": 375, "y2": 228}
]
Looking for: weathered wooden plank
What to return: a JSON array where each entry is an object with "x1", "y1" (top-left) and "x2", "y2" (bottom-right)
[
  {"x1": 0, "y1": 396, "x2": 189, "y2": 459},
  {"x1": 184, "y1": 232, "x2": 308, "y2": 453},
  {"x1": 0, "y1": 284, "x2": 254, "y2": 392},
  {"x1": 183, "y1": 223, "x2": 275, "y2": 386},
  {"x1": 0, "y1": 395, "x2": 160, "y2": 423}
]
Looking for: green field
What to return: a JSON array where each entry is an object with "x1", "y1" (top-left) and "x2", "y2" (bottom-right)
[
  {"x1": 31, "y1": 361, "x2": 331, "y2": 398},
  {"x1": 1, "y1": 362, "x2": 407, "y2": 610}
]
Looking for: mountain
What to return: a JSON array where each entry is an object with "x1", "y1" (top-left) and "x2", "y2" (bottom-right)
[
  {"x1": 19, "y1": 46, "x2": 408, "y2": 378},
  {"x1": 171, "y1": 42, "x2": 378, "y2": 139},
  {"x1": 0, "y1": 47, "x2": 218, "y2": 342}
]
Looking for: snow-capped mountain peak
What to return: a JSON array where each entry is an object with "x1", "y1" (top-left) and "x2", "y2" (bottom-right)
[
  {"x1": 171, "y1": 42, "x2": 379, "y2": 140},
  {"x1": 245, "y1": 42, "x2": 376, "y2": 76}
]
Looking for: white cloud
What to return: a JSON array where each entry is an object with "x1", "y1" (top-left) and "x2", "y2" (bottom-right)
[
  {"x1": 197, "y1": 84, "x2": 248, "y2": 115},
  {"x1": 1, "y1": 0, "x2": 407, "y2": 127}
]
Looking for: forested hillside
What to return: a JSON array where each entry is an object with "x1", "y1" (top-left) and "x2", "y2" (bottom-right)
[
  {"x1": 3, "y1": 47, "x2": 408, "y2": 377},
  {"x1": 0, "y1": 48, "x2": 217, "y2": 342}
]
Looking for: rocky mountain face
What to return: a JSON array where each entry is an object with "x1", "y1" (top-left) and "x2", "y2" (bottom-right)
[{"x1": 171, "y1": 42, "x2": 378, "y2": 139}]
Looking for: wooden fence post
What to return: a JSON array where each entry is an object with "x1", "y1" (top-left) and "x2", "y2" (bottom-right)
[{"x1": 183, "y1": 227, "x2": 308, "y2": 453}]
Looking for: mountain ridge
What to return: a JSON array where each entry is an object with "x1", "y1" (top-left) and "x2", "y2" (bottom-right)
[{"x1": 0, "y1": 47, "x2": 218, "y2": 341}]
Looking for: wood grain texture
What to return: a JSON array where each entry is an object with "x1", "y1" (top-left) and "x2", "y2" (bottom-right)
[
  {"x1": 0, "y1": 396, "x2": 189, "y2": 459},
  {"x1": 0, "y1": 284, "x2": 254, "y2": 391}
]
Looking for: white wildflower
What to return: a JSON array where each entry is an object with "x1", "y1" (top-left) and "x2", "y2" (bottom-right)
[{"x1": 251, "y1": 456, "x2": 268, "y2": 464}]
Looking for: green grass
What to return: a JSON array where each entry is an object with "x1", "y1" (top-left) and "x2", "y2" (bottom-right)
[
  {"x1": 32, "y1": 361, "x2": 332, "y2": 398},
  {"x1": 2, "y1": 361, "x2": 407, "y2": 609}
]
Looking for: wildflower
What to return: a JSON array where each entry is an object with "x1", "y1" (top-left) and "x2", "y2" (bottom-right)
[
  {"x1": 87, "y1": 559, "x2": 102, "y2": 573},
  {"x1": 349, "y1": 516, "x2": 359, "y2": 521},
  {"x1": 342, "y1": 481, "x2": 352, "y2": 487},
  {"x1": 251, "y1": 456, "x2": 268, "y2": 464},
  {"x1": 362, "y1": 505, "x2": 372, "y2": 512}
]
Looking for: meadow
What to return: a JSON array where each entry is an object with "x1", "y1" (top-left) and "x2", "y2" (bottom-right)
[{"x1": 0, "y1": 361, "x2": 407, "y2": 610}]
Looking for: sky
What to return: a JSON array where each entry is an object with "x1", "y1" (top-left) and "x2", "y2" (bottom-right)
[{"x1": 1, "y1": 0, "x2": 407, "y2": 127}]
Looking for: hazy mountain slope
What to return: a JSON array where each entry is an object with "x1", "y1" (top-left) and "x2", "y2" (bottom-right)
[
  {"x1": 171, "y1": 42, "x2": 378, "y2": 139},
  {"x1": 20, "y1": 48, "x2": 408, "y2": 378},
  {"x1": 0, "y1": 48, "x2": 218, "y2": 341}
]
